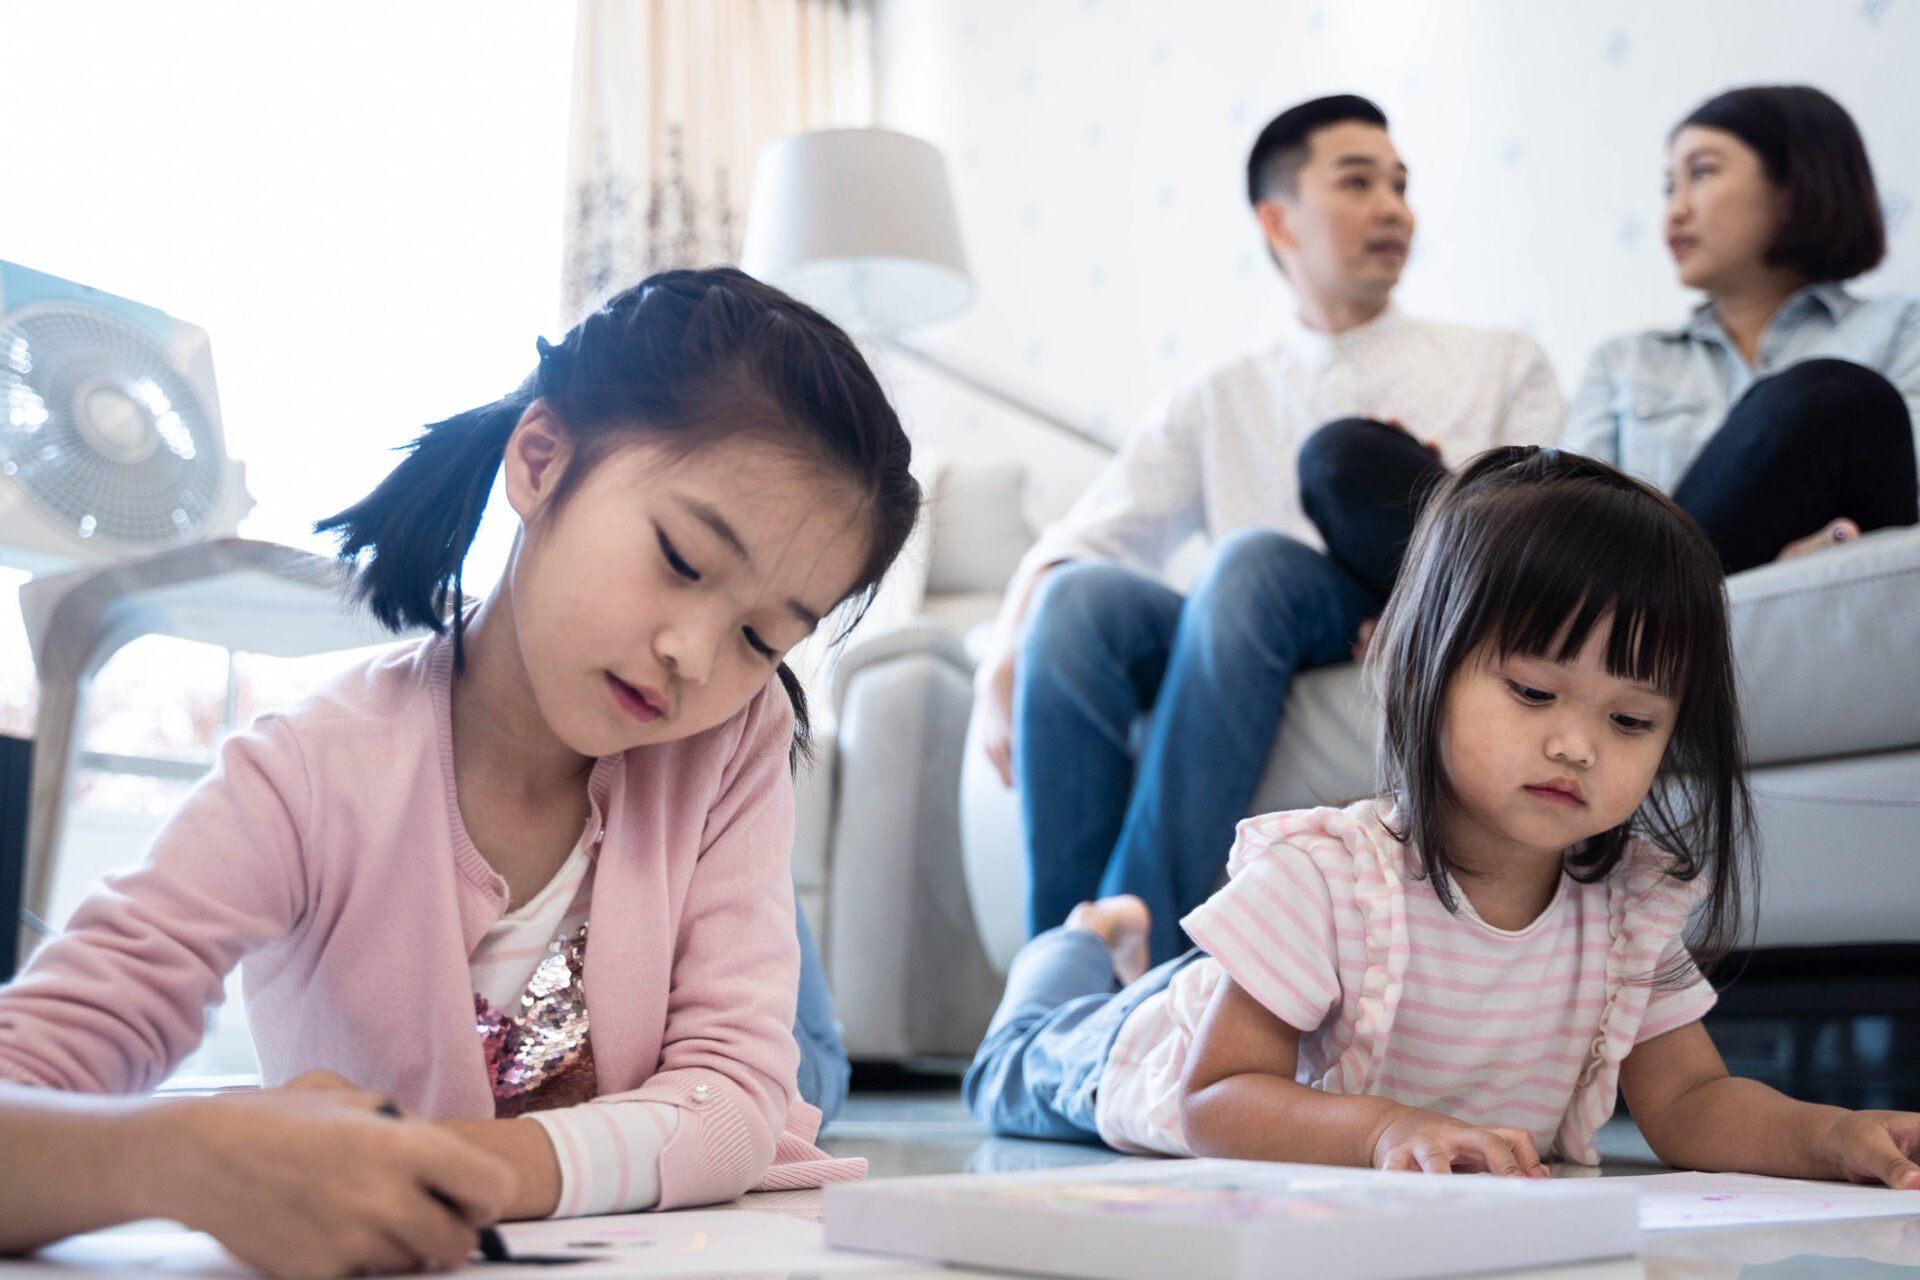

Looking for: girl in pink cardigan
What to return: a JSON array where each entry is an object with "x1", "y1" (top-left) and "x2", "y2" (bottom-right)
[{"x1": 0, "y1": 268, "x2": 917, "y2": 1275}]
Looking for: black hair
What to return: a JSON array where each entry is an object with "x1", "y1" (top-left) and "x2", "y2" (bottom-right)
[
  {"x1": 316, "y1": 266, "x2": 920, "y2": 768},
  {"x1": 1678, "y1": 85, "x2": 1885, "y2": 282},
  {"x1": 1367, "y1": 447, "x2": 1753, "y2": 979},
  {"x1": 1246, "y1": 93, "x2": 1389, "y2": 206}
]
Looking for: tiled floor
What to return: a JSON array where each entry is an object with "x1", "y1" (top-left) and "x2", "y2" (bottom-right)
[{"x1": 825, "y1": 1081, "x2": 1667, "y2": 1180}]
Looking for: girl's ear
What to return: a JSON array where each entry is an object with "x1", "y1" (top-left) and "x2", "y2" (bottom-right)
[{"x1": 503, "y1": 400, "x2": 570, "y2": 522}]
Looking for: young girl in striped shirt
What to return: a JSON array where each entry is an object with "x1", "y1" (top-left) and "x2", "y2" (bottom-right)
[
  {"x1": 0, "y1": 269, "x2": 915, "y2": 1276},
  {"x1": 966, "y1": 446, "x2": 1920, "y2": 1190}
]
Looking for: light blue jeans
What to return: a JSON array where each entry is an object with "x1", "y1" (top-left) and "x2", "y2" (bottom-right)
[
  {"x1": 792, "y1": 894, "x2": 849, "y2": 1126},
  {"x1": 962, "y1": 926, "x2": 1198, "y2": 1142}
]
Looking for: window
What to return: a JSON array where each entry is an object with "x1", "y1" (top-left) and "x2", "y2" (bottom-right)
[{"x1": 1, "y1": 3, "x2": 577, "y2": 1082}]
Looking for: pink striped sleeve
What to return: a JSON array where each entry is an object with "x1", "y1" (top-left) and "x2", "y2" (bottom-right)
[
  {"x1": 1636, "y1": 936, "x2": 1717, "y2": 1044},
  {"x1": 1182, "y1": 843, "x2": 1340, "y2": 1033}
]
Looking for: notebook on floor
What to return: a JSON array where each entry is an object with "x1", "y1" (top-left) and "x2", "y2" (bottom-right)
[{"x1": 823, "y1": 1158, "x2": 1640, "y2": 1280}]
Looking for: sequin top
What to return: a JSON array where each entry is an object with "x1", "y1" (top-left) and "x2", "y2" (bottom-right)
[
  {"x1": 469, "y1": 840, "x2": 599, "y2": 1117},
  {"x1": 476, "y1": 920, "x2": 598, "y2": 1116},
  {"x1": 465, "y1": 841, "x2": 683, "y2": 1216}
]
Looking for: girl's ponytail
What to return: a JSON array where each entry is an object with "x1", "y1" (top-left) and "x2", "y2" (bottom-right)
[{"x1": 314, "y1": 382, "x2": 530, "y2": 672}]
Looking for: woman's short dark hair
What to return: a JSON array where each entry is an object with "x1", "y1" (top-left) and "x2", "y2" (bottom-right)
[
  {"x1": 316, "y1": 267, "x2": 920, "y2": 765},
  {"x1": 1367, "y1": 447, "x2": 1753, "y2": 979},
  {"x1": 1679, "y1": 85, "x2": 1885, "y2": 282}
]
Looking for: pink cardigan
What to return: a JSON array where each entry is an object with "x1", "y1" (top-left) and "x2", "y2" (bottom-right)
[{"x1": 0, "y1": 634, "x2": 860, "y2": 1208}]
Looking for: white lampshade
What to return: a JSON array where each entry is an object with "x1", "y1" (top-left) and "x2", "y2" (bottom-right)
[{"x1": 741, "y1": 127, "x2": 973, "y2": 334}]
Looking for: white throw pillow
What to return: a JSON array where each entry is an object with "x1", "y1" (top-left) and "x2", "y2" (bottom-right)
[{"x1": 924, "y1": 460, "x2": 1035, "y2": 595}]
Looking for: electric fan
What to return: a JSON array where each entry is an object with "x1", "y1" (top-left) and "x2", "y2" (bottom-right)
[
  {"x1": 0, "y1": 261, "x2": 253, "y2": 572},
  {"x1": 2, "y1": 263, "x2": 390, "y2": 973}
]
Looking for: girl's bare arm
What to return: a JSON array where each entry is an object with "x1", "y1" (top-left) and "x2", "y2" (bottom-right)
[
  {"x1": 1621, "y1": 1021, "x2": 1920, "y2": 1189},
  {"x1": 1179, "y1": 975, "x2": 1543, "y2": 1175}
]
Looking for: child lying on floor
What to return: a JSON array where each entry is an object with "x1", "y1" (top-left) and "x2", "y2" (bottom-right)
[{"x1": 966, "y1": 447, "x2": 1920, "y2": 1189}]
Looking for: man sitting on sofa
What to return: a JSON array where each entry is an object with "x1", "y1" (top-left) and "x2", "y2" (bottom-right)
[{"x1": 971, "y1": 94, "x2": 1564, "y2": 968}]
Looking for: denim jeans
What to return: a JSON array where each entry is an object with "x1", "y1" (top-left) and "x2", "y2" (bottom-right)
[
  {"x1": 1014, "y1": 529, "x2": 1379, "y2": 964},
  {"x1": 962, "y1": 927, "x2": 1198, "y2": 1142},
  {"x1": 1013, "y1": 419, "x2": 1443, "y2": 965},
  {"x1": 792, "y1": 893, "x2": 850, "y2": 1126}
]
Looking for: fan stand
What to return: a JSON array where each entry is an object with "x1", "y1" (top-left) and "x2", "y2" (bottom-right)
[{"x1": 16, "y1": 538, "x2": 405, "y2": 969}]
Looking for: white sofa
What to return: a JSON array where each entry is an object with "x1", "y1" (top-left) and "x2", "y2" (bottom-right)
[
  {"x1": 803, "y1": 463, "x2": 1920, "y2": 1064},
  {"x1": 790, "y1": 462, "x2": 1024, "y2": 1063}
]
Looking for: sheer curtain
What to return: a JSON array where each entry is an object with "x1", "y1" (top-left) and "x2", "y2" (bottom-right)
[{"x1": 563, "y1": 0, "x2": 873, "y2": 319}]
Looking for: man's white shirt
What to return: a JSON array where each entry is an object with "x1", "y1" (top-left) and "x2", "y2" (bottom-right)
[{"x1": 1012, "y1": 304, "x2": 1564, "y2": 596}]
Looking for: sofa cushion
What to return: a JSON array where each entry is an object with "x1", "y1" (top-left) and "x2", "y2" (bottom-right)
[
  {"x1": 1744, "y1": 748, "x2": 1920, "y2": 948},
  {"x1": 1727, "y1": 524, "x2": 1920, "y2": 765},
  {"x1": 925, "y1": 461, "x2": 1033, "y2": 595}
]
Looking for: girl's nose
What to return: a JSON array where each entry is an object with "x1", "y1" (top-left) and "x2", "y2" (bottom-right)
[
  {"x1": 1546, "y1": 728, "x2": 1595, "y2": 770},
  {"x1": 655, "y1": 626, "x2": 717, "y2": 687}
]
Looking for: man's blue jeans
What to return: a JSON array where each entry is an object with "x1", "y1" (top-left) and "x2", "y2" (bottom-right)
[{"x1": 1013, "y1": 529, "x2": 1377, "y2": 964}]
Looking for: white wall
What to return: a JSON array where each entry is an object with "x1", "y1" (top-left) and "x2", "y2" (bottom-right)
[{"x1": 873, "y1": 0, "x2": 1920, "y2": 525}]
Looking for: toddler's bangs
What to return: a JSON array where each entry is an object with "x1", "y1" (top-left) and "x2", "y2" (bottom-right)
[{"x1": 1464, "y1": 481, "x2": 1723, "y2": 700}]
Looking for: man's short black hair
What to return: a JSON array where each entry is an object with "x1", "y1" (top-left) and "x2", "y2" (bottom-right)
[
  {"x1": 1678, "y1": 85, "x2": 1885, "y2": 282},
  {"x1": 1246, "y1": 94, "x2": 1389, "y2": 206}
]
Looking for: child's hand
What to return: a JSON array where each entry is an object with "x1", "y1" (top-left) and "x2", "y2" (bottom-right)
[
  {"x1": 1370, "y1": 1106, "x2": 1551, "y2": 1178},
  {"x1": 144, "y1": 1088, "x2": 516, "y2": 1277},
  {"x1": 1817, "y1": 1110, "x2": 1920, "y2": 1190}
]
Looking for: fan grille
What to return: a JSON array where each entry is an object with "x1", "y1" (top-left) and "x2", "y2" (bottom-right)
[{"x1": 0, "y1": 303, "x2": 226, "y2": 547}]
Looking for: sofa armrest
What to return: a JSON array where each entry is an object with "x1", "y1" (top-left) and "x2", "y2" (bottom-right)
[
  {"x1": 1729, "y1": 524, "x2": 1920, "y2": 766},
  {"x1": 828, "y1": 622, "x2": 971, "y2": 716},
  {"x1": 822, "y1": 630, "x2": 1002, "y2": 1060}
]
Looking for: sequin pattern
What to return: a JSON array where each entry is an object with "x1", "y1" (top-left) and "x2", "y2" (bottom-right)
[{"x1": 476, "y1": 920, "x2": 597, "y2": 1116}]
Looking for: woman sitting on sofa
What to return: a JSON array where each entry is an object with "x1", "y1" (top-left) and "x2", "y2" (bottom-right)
[{"x1": 1565, "y1": 84, "x2": 1918, "y2": 571}]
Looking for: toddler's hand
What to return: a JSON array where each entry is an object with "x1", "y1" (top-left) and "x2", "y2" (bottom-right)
[
  {"x1": 1819, "y1": 1110, "x2": 1920, "y2": 1190},
  {"x1": 1370, "y1": 1106, "x2": 1550, "y2": 1178}
]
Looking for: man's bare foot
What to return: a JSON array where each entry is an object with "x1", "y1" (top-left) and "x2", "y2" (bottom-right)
[
  {"x1": 1066, "y1": 895, "x2": 1152, "y2": 986},
  {"x1": 1779, "y1": 518, "x2": 1861, "y2": 561}
]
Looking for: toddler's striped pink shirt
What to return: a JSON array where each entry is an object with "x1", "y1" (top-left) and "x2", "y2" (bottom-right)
[{"x1": 1094, "y1": 799, "x2": 1715, "y2": 1164}]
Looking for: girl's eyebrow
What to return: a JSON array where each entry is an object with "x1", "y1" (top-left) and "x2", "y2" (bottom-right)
[
  {"x1": 680, "y1": 498, "x2": 752, "y2": 565},
  {"x1": 1621, "y1": 677, "x2": 1676, "y2": 700},
  {"x1": 675, "y1": 496, "x2": 823, "y2": 630}
]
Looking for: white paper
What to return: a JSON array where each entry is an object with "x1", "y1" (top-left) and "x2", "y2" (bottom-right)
[
  {"x1": 1617, "y1": 1171, "x2": 1920, "y2": 1231},
  {"x1": 491, "y1": 1210, "x2": 895, "y2": 1276},
  {"x1": 16, "y1": 1211, "x2": 898, "y2": 1279}
]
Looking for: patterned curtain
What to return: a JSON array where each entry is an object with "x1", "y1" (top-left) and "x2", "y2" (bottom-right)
[{"x1": 562, "y1": 0, "x2": 873, "y2": 321}]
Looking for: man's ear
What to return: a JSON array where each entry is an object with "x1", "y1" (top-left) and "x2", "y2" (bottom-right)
[
  {"x1": 502, "y1": 400, "x2": 571, "y2": 523},
  {"x1": 1255, "y1": 198, "x2": 1297, "y2": 271}
]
